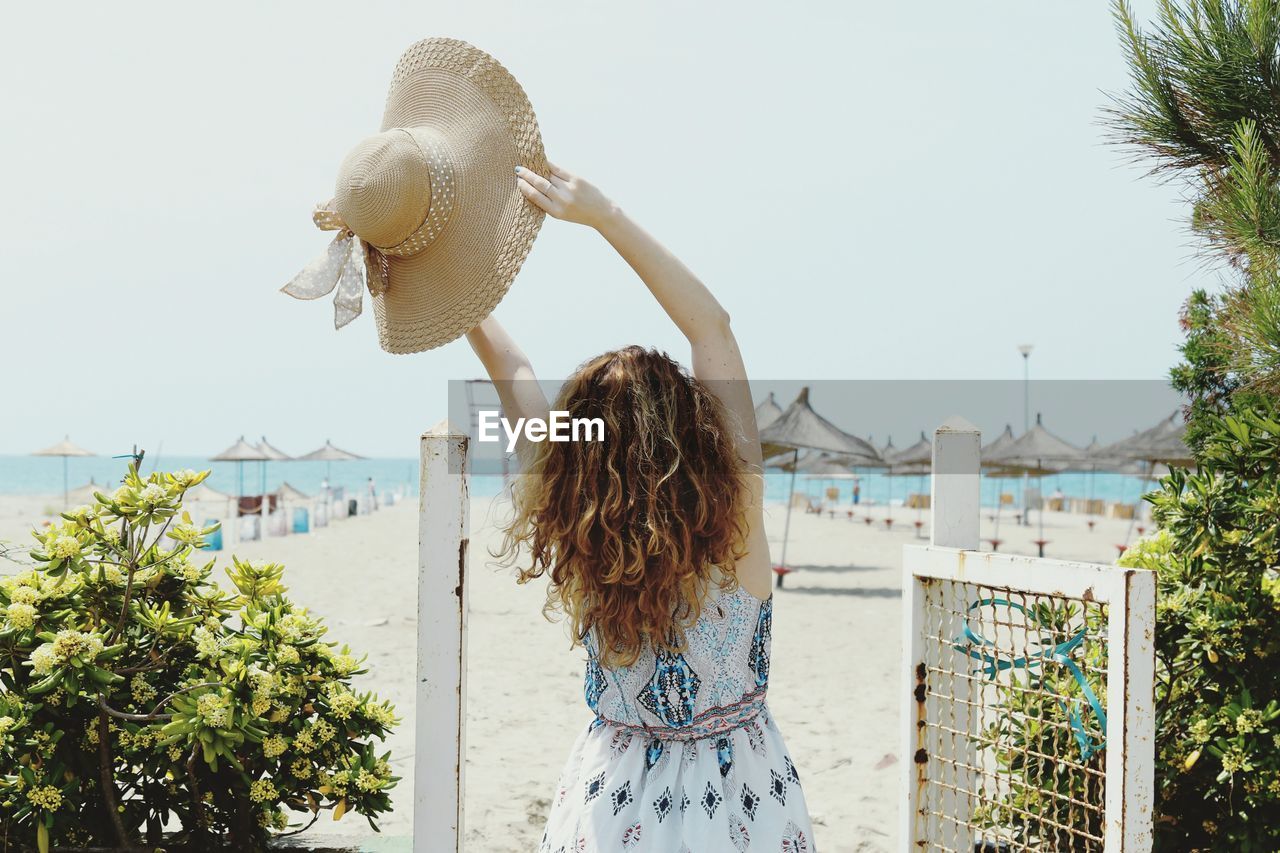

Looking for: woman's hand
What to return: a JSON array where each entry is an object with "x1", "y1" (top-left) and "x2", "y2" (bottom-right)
[{"x1": 516, "y1": 163, "x2": 615, "y2": 229}]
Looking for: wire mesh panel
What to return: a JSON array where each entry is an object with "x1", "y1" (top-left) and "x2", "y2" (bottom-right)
[{"x1": 901, "y1": 548, "x2": 1154, "y2": 853}]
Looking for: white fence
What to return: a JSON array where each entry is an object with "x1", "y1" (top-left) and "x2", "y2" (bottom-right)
[
  {"x1": 901, "y1": 420, "x2": 1155, "y2": 851},
  {"x1": 416, "y1": 427, "x2": 470, "y2": 851},
  {"x1": 412, "y1": 420, "x2": 1156, "y2": 851}
]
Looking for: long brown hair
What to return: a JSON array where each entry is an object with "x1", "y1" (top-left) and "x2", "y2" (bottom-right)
[{"x1": 498, "y1": 346, "x2": 750, "y2": 668}]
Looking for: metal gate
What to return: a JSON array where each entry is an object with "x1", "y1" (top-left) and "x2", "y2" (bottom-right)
[{"x1": 901, "y1": 420, "x2": 1155, "y2": 852}]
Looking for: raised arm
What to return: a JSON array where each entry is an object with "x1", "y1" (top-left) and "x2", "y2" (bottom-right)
[
  {"x1": 516, "y1": 164, "x2": 771, "y2": 598},
  {"x1": 465, "y1": 315, "x2": 550, "y2": 429},
  {"x1": 514, "y1": 164, "x2": 759, "y2": 463}
]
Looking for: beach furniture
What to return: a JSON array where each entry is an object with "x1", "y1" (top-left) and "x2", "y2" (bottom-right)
[
  {"x1": 202, "y1": 521, "x2": 223, "y2": 551},
  {"x1": 266, "y1": 510, "x2": 288, "y2": 537}
]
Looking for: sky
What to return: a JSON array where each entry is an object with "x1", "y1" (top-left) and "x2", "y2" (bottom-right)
[{"x1": 0, "y1": 0, "x2": 1224, "y2": 458}]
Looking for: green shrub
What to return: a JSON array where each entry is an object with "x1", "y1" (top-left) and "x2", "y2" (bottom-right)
[
  {"x1": 1120, "y1": 407, "x2": 1280, "y2": 851},
  {"x1": 973, "y1": 407, "x2": 1280, "y2": 851},
  {"x1": 0, "y1": 465, "x2": 399, "y2": 851},
  {"x1": 969, "y1": 597, "x2": 1109, "y2": 850}
]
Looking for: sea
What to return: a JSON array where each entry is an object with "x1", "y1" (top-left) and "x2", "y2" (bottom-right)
[{"x1": 0, "y1": 454, "x2": 1156, "y2": 509}]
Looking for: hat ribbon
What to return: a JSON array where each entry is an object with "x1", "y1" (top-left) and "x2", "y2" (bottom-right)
[{"x1": 280, "y1": 206, "x2": 390, "y2": 330}]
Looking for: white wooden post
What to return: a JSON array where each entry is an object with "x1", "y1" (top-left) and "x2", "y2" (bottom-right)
[
  {"x1": 930, "y1": 417, "x2": 981, "y2": 550},
  {"x1": 900, "y1": 527, "x2": 929, "y2": 847},
  {"x1": 902, "y1": 418, "x2": 981, "y2": 849},
  {"x1": 415, "y1": 424, "x2": 469, "y2": 851},
  {"x1": 1104, "y1": 567, "x2": 1156, "y2": 851}
]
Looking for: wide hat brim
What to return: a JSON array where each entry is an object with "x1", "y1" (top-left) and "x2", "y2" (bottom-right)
[{"x1": 373, "y1": 39, "x2": 546, "y2": 354}]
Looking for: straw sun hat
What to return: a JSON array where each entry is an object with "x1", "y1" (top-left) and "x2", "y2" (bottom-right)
[{"x1": 282, "y1": 38, "x2": 547, "y2": 354}]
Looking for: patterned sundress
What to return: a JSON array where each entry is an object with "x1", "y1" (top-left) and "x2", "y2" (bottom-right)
[{"x1": 539, "y1": 584, "x2": 817, "y2": 852}]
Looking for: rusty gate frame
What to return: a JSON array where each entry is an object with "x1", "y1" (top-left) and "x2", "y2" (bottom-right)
[{"x1": 900, "y1": 419, "x2": 1155, "y2": 851}]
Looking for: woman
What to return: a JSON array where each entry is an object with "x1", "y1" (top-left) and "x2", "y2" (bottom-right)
[{"x1": 467, "y1": 163, "x2": 816, "y2": 851}]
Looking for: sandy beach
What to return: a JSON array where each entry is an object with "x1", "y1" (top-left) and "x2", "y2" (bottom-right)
[{"x1": 0, "y1": 491, "x2": 1137, "y2": 852}]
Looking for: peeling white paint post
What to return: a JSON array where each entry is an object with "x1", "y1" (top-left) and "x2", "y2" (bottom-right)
[
  {"x1": 901, "y1": 419, "x2": 982, "y2": 848},
  {"x1": 929, "y1": 417, "x2": 981, "y2": 551},
  {"x1": 415, "y1": 424, "x2": 469, "y2": 851},
  {"x1": 1105, "y1": 567, "x2": 1156, "y2": 851}
]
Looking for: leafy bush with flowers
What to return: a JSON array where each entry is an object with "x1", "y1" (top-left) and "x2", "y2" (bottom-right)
[
  {"x1": 0, "y1": 464, "x2": 399, "y2": 851},
  {"x1": 1118, "y1": 407, "x2": 1280, "y2": 851},
  {"x1": 969, "y1": 597, "x2": 1108, "y2": 848},
  {"x1": 982, "y1": 407, "x2": 1280, "y2": 851}
]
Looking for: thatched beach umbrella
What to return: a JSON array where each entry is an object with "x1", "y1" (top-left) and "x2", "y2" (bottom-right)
[
  {"x1": 980, "y1": 424, "x2": 1017, "y2": 467},
  {"x1": 1097, "y1": 410, "x2": 1192, "y2": 467},
  {"x1": 886, "y1": 432, "x2": 932, "y2": 535},
  {"x1": 210, "y1": 437, "x2": 268, "y2": 500},
  {"x1": 31, "y1": 436, "x2": 96, "y2": 507},
  {"x1": 1098, "y1": 411, "x2": 1192, "y2": 551},
  {"x1": 67, "y1": 479, "x2": 112, "y2": 506},
  {"x1": 984, "y1": 414, "x2": 1088, "y2": 555},
  {"x1": 978, "y1": 424, "x2": 1018, "y2": 541},
  {"x1": 786, "y1": 451, "x2": 860, "y2": 507},
  {"x1": 754, "y1": 393, "x2": 784, "y2": 431},
  {"x1": 275, "y1": 482, "x2": 311, "y2": 502},
  {"x1": 299, "y1": 439, "x2": 366, "y2": 481},
  {"x1": 183, "y1": 482, "x2": 237, "y2": 524},
  {"x1": 257, "y1": 438, "x2": 292, "y2": 462},
  {"x1": 254, "y1": 437, "x2": 293, "y2": 511},
  {"x1": 759, "y1": 388, "x2": 879, "y2": 584}
]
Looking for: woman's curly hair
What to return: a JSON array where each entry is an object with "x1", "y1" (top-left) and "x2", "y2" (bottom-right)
[{"x1": 497, "y1": 346, "x2": 750, "y2": 669}]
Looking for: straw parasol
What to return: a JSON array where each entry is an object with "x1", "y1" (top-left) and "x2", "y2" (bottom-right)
[
  {"x1": 976, "y1": 424, "x2": 1022, "y2": 544},
  {"x1": 784, "y1": 451, "x2": 861, "y2": 507},
  {"x1": 760, "y1": 388, "x2": 879, "y2": 462},
  {"x1": 275, "y1": 482, "x2": 311, "y2": 502},
  {"x1": 302, "y1": 440, "x2": 366, "y2": 508},
  {"x1": 210, "y1": 437, "x2": 268, "y2": 500},
  {"x1": 183, "y1": 482, "x2": 238, "y2": 521},
  {"x1": 31, "y1": 436, "x2": 96, "y2": 507},
  {"x1": 788, "y1": 451, "x2": 863, "y2": 478},
  {"x1": 980, "y1": 424, "x2": 1017, "y2": 467},
  {"x1": 299, "y1": 439, "x2": 366, "y2": 482},
  {"x1": 754, "y1": 393, "x2": 784, "y2": 431},
  {"x1": 1097, "y1": 411, "x2": 1192, "y2": 551},
  {"x1": 184, "y1": 483, "x2": 237, "y2": 504},
  {"x1": 257, "y1": 438, "x2": 292, "y2": 461},
  {"x1": 1097, "y1": 410, "x2": 1192, "y2": 467},
  {"x1": 67, "y1": 479, "x2": 112, "y2": 506},
  {"x1": 759, "y1": 388, "x2": 879, "y2": 584},
  {"x1": 984, "y1": 414, "x2": 1088, "y2": 555},
  {"x1": 254, "y1": 437, "x2": 293, "y2": 512},
  {"x1": 885, "y1": 432, "x2": 932, "y2": 535}
]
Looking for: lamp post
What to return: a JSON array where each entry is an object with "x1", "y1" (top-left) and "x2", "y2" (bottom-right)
[
  {"x1": 1017, "y1": 344, "x2": 1034, "y2": 526},
  {"x1": 1017, "y1": 344, "x2": 1034, "y2": 431}
]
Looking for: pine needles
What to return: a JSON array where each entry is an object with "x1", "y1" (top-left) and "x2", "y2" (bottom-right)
[{"x1": 1108, "y1": 0, "x2": 1280, "y2": 394}]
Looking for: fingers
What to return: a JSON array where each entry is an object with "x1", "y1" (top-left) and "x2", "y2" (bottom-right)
[
  {"x1": 517, "y1": 176, "x2": 555, "y2": 212},
  {"x1": 548, "y1": 161, "x2": 571, "y2": 180},
  {"x1": 515, "y1": 166, "x2": 556, "y2": 197}
]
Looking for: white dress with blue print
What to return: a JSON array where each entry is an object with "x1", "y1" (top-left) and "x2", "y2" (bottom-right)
[{"x1": 539, "y1": 584, "x2": 816, "y2": 852}]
